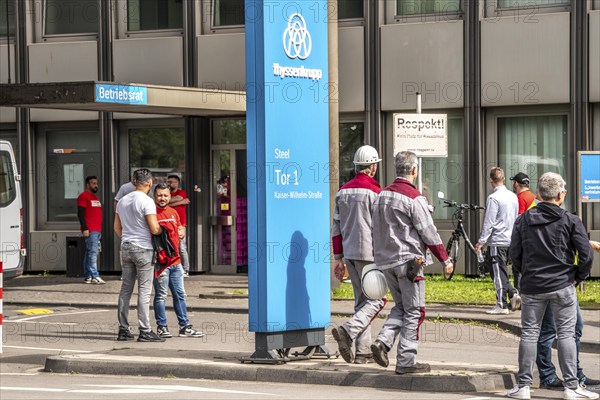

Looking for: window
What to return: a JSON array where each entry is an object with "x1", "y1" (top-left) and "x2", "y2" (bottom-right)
[
  {"x1": 128, "y1": 127, "x2": 185, "y2": 184},
  {"x1": 127, "y1": 0, "x2": 183, "y2": 32},
  {"x1": 421, "y1": 118, "x2": 464, "y2": 220},
  {"x1": 44, "y1": 0, "x2": 99, "y2": 36},
  {"x1": 496, "y1": 0, "x2": 568, "y2": 8},
  {"x1": 0, "y1": 0, "x2": 15, "y2": 38},
  {"x1": 212, "y1": 120, "x2": 246, "y2": 144},
  {"x1": 213, "y1": 0, "x2": 245, "y2": 27},
  {"x1": 498, "y1": 114, "x2": 569, "y2": 208},
  {"x1": 0, "y1": 130, "x2": 18, "y2": 165},
  {"x1": 46, "y1": 130, "x2": 100, "y2": 222},
  {"x1": 397, "y1": 0, "x2": 461, "y2": 16},
  {"x1": 339, "y1": 0, "x2": 364, "y2": 19},
  {"x1": 0, "y1": 150, "x2": 16, "y2": 207},
  {"x1": 338, "y1": 122, "x2": 364, "y2": 187}
]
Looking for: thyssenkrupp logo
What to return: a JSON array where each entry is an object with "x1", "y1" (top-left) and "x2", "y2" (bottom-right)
[{"x1": 282, "y1": 13, "x2": 312, "y2": 60}]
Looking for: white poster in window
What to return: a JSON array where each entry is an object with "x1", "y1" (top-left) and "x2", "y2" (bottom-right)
[{"x1": 64, "y1": 164, "x2": 84, "y2": 199}]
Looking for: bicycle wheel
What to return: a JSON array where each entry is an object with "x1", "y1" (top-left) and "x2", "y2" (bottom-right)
[{"x1": 444, "y1": 237, "x2": 461, "y2": 280}]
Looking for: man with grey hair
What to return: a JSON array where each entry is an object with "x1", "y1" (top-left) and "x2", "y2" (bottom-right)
[
  {"x1": 370, "y1": 151, "x2": 453, "y2": 375},
  {"x1": 507, "y1": 172, "x2": 596, "y2": 400},
  {"x1": 475, "y1": 167, "x2": 520, "y2": 314},
  {"x1": 114, "y1": 168, "x2": 165, "y2": 342}
]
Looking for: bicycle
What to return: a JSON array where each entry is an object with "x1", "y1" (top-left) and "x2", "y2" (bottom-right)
[{"x1": 442, "y1": 199, "x2": 486, "y2": 280}]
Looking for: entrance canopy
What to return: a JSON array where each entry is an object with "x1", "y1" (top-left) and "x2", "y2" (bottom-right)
[{"x1": 0, "y1": 81, "x2": 246, "y2": 116}]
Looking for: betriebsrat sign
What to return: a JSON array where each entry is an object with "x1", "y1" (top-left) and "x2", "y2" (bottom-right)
[{"x1": 393, "y1": 113, "x2": 448, "y2": 157}]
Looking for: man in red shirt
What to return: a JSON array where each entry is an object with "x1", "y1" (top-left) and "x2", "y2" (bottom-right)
[
  {"x1": 153, "y1": 183, "x2": 203, "y2": 338},
  {"x1": 510, "y1": 172, "x2": 536, "y2": 215},
  {"x1": 167, "y1": 175, "x2": 191, "y2": 277},
  {"x1": 77, "y1": 176, "x2": 105, "y2": 284},
  {"x1": 509, "y1": 171, "x2": 535, "y2": 305}
]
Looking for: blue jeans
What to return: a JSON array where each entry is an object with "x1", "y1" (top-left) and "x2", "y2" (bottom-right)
[
  {"x1": 153, "y1": 264, "x2": 189, "y2": 328},
  {"x1": 83, "y1": 231, "x2": 101, "y2": 279},
  {"x1": 537, "y1": 303, "x2": 585, "y2": 384}
]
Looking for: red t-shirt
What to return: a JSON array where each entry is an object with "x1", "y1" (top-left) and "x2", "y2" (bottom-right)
[
  {"x1": 170, "y1": 189, "x2": 188, "y2": 226},
  {"x1": 77, "y1": 191, "x2": 103, "y2": 232},
  {"x1": 517, "y1": 190, "x2": 536, "y2": 215},
  {"x1": 156, "y1": 205, "x2": 182, "y2": 271}
]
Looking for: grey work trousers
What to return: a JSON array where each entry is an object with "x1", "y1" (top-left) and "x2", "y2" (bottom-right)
[
  {"x1": 342, "y1": 259, "x2": 386, "y2": 355},
  {"x1": 179, "y1": 234, "x2": 190, "y2": 273},
  {"x1": 118, "y1": 242, "x2": 154, "y2": 332},
  {"x1": 517, "y1": 285, "x2": 578, "y2": 389},
  {"x1": 377, "y1": 263, "x2": 425, "y2": 368}
]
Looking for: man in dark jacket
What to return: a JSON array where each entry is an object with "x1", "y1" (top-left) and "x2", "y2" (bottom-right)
[{"x1": 507, "y1": 172, "x2": 596, "y2": 400}]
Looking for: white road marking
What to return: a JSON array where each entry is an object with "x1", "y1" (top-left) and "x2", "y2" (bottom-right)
[
  {"x1": 5, "y1": 321, "x2": 77, "y2": 326},
  {"x1": 1, "y1": 387, "x2": 66, "y2": 392},
  {"x1": 12, "y1": 309, "x2": 110, "y2": 322},
  {"x1": 78, "y1": 384, "x2": 276, "y2": 395},
  {"x1": 0, "y1": 384, "x2": 275, "y2": 395},
  {"x1": 3, "y1": 345, "x2": 92, "y2": 353},
  {"x1": 0, "y1": 373, "x2": 38, "y2": 376}
]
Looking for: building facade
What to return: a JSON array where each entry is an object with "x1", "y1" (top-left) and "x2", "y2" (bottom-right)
[{"x1": 1, "y1": 0, "x2": 599, "y2": 276}]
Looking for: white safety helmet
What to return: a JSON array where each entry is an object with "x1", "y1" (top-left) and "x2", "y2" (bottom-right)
[
  {"x1": 361, "y1": 263, "x2": 388, "y2": 300},
  {"x1": 353, "y1": 145, "x2": 382, "y2": 166}
]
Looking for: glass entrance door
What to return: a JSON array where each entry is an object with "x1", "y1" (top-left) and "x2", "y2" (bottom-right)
[
  {"x1": 210, "y1": 120, "x2": 247, "y2": 274},
  {"x1": 211, "y1": 148, "x2": 247, "y2": 273}
]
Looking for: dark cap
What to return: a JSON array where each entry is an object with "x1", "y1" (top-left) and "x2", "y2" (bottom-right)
[{"x1": 510, "y1": 172, "x2": 530, "y2": 185}]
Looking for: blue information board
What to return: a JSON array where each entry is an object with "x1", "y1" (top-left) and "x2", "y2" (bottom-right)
[
  {"x1": 95, "y1": 84, "x2": 147, "y2": 105},
  {"x1": 579, "y1": 152, "x2": 600, "y2": 202},
  {"x1": 246, "y1": 0, "x2": 330, "y2": 333}
]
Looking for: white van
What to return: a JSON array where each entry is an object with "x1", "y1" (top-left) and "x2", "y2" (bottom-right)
[{"x1": 0, "y1": 140, "x2": 26, "y2": 279}]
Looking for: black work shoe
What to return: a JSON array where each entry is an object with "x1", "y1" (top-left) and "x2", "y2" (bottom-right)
[
  {"x1": 371, "y1": 340, "x2": 389, "y2": 368},
  {"x1": 540, "y1": 378, "x2": 564, "y2": 390},
  {"x1": 395, "y1": 362, "x2": 431, "y2": 375},
  {"x1": 332, "y1": 327, "x2": 354, "y2": 363},
  {"x1": 137, "y1": 330, "x2": 166, "y2": 342},
  {"x1": 354, "y1": 353, "x2": 373, "y2": 364},
  {"x1": 117, "y1": 327, "x2": 134, "y2": 341}
]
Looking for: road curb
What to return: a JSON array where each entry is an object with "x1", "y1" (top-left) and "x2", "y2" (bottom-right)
[{"x1": 44, "y1": 354, "x2": 516, "y2": 393}]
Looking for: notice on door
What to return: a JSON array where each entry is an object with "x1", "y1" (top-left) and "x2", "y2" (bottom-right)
[{"x1": 393, "y1": 113, "x2": 448, "y2": 157}]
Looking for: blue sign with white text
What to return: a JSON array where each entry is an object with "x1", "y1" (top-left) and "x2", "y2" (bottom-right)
[
  {"x1": 95, "y1": 84, "x2": 147, "y2": 105},
  {"x1": 580, "y1": 153, "x2": 600, "y2": 202},
  {"x1": 246, "y1": 0, "x2": 330, "y2": 333}
]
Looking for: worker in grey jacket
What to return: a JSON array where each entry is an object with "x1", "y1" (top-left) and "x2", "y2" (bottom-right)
[
  {"x1": 331, "y1": 145, "x2": 387, "y2": 364},
  {"x1": 475, "y1": 167, "x2": 520, "y2": 315},
  {"x1": 370, "y1": 151, "x2": 453, "y2": 375}
]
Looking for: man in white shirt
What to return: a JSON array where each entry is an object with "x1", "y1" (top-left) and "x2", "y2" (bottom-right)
[
  {"x1": 114, "y1": 168, "x2": 164, "y2": 342},
  {"x1": 475, "y1": 167, "x2": 520, "y2": 315}
]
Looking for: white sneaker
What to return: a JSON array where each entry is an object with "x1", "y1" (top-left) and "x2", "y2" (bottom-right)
[
  {"x1": 486, "y1": 305, "x2": 509, "y2": 315},
  {"x1": 511, "y1": 293, "x2": 522, "y2": 311},
  {"x1": 507, "y1": 385, "x2": 531, "y2": 399},
  {"x1": 563, "y1": 385, "x2": 600, "y2": 399},
  {"x1": 91, "y1": 277, "x2": 106, "y2": 284}
]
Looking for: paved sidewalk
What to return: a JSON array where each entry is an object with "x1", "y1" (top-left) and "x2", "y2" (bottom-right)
[{"x1": 4, "y1": 274, "x2": 600, "y2": 393}]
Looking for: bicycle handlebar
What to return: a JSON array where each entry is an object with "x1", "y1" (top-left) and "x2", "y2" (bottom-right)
[{"x1": 443, "y1": 199, "x2": 485, "y2": 211}]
